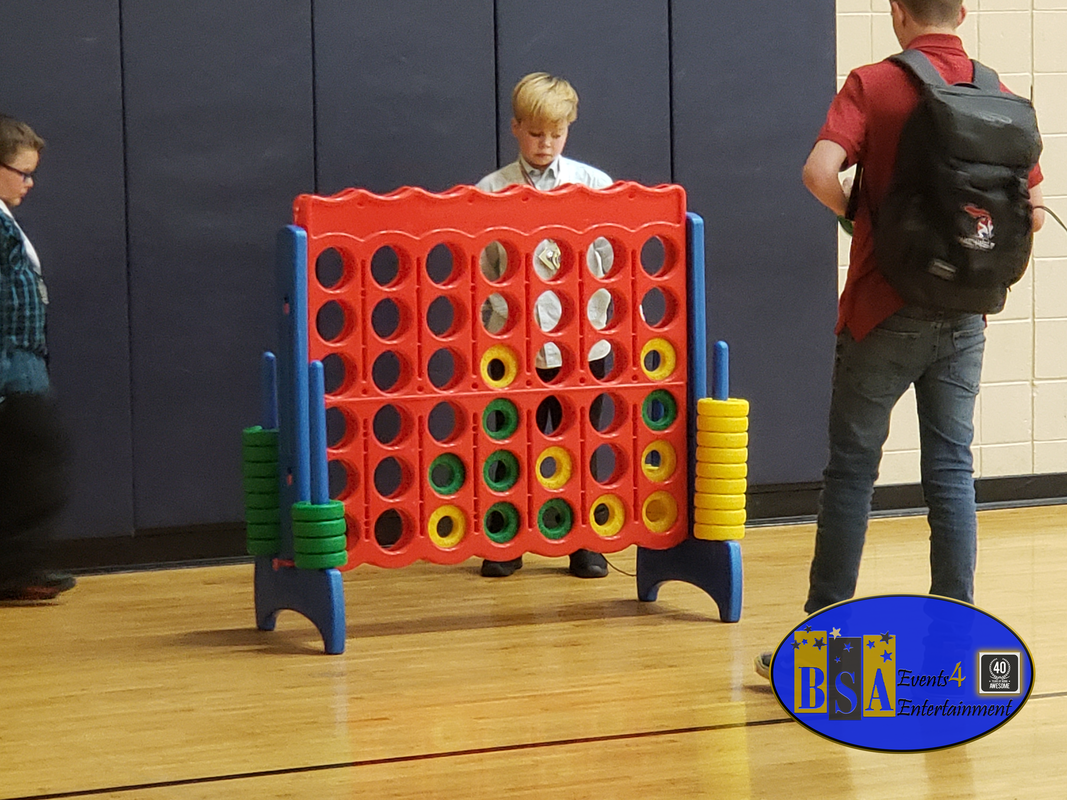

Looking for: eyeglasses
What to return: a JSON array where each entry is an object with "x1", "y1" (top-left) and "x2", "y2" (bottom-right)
[{"x1": 0, "y1": 162, "x2": 35, "y2": 184}]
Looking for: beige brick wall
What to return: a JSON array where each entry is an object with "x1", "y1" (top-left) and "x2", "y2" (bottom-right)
[{"x1": 833, "y1": 0, "x2": 1067, "y2": 484}]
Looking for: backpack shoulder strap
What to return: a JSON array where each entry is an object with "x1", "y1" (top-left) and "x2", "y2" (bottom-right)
[
  {"x1": 889, "y1": 48, "x2": 945, "y2": 87},
  {"x1": 970, "y1": 60, "x2": 1002, "y2": 92}
]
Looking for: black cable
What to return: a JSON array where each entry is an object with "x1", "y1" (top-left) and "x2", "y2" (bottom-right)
[
  {"x1": 1035, "y1": 204, "x2": 1067, "y2": 233},
  {"x1": 603, "y1": 556, "x2": 635, "y2": 577}
]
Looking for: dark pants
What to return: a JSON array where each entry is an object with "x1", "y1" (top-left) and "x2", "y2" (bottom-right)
[{"x1": 0, "y1": 393, "x2": 68, "y2": 591}]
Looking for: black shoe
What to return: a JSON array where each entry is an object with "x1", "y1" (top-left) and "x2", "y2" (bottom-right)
[
  {"x1": 481, "y1": 556, "x2": 523, "y2": 578},
  {"x1": 568, "y1": 549, "x2": 608, "y2": 579},
  {"x1": 0, "y1": 571, "x2": 76, "y2": 601}
]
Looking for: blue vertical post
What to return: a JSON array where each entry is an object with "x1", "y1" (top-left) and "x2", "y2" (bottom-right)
[
  {"x1": 635, "y1": 211, "x2": 742, "y2": 623},
  {"x1": 261, "y1": 351, "x2": 278, "y2": 431},
  {"x1": 254, "y1": 225, "x2": 346, "y2": 654},
  {"x1": 712, "y1": 341, "x2": 729, "y2": 401},
  {"x1": 308, "y1": 361, "x2": 329, "y2": 506}
]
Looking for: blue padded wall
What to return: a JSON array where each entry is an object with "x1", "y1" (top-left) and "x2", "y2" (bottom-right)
[
  {"x1": 314, "y1": 0, "x2": 497, "y2": 195},
  {"x1": 672, "y1": 0, "x2": 838, "y2": 484},
  {"x1": 493, "y1": 0, "x2": 672, "y2": 185},
  {"x1": 0, "y1": 1, "x2": 134, "y2": 539},
  {"x1": 122, "y1": 2, "x2": 315, "y2": 528}
]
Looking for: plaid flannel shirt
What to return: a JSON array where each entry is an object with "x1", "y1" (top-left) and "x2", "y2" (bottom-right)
[{"x1": 0, "y1": 210, "x2": 47, "y2": 357}]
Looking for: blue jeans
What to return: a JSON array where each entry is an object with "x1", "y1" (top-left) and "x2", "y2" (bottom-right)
[{"x1": 805, "y1": 308, "x2": 986, "y2": 613}]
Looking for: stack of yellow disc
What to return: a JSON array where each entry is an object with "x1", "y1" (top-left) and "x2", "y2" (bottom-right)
[{"x1": 693, "y1": 397, "x2": 749, "y2": 540}]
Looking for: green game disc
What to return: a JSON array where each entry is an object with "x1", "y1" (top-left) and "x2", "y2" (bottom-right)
[
  {"x1": 291, "y1": 500, "x2": 346, "y2": 522},
  {"x1": 294, "y1": 550, "x2": 348, "y2": 570},
  {"x1": 293, "y1": 534, "x2": 348, "y2": 555}
]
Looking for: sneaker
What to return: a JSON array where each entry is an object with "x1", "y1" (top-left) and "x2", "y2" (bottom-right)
[
  {"x1": 481, "y1": 556, "x2": 523, "y2": 578},
  {"x1": 568, "y1": 549, "x2": 608, "y2": 579},
  {"x1": 0, "y1": 571, "x2": 76, "y2": 601},
  {"x1": 754, "y1": 651, "x2": 772, "y2": 680}
]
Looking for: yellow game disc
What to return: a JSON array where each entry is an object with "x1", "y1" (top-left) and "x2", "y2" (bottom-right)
[
  {"x1": 640, "y1": 338, "x2": 677, "y2": 382},
  {"x1": 696, "y1": 415, "x2": 749, "y2": 433},
  {"x1": 693, "y1": 523, "x2": 746, "y2": 541},
  {"x1": 694, "y1": 477, "x2": 747, "y2": 495},
  {"x1": 695, "y1": 446, "x2": 748, "y2": 464},
  {"x1": 480, "y1": 345, "x2": 519, "y2": 389},
  {"x1": 695, "y1": 461, "x2": 748, "y2": 480},
  {"x1": 695, "y1": 431, "x2": 748, "y2": 449},
  {"x1": 640, "y1": 440, "x2": 677, "y2": 483},
  {"x1": 696, "y1": 397, "x2": 749, "y2": 417},
  {"x1": 693, "y1": 493, "x2": 746, "y2": 511},
  {"x1": 641, "y1": 491, "x2": 679, "y2": 533},
  {"x1": 589, "y1": 494, "x2": 626, "y2": 537},
  {"x1": 427, "y1": 505, "x2": 467, "y2": 549},
  {"x1": 536, "y1": 446, "x2": 573, "y2": 491},
  {"x1": 693, "y1": 507, "x2": 747, "y2": 526}
]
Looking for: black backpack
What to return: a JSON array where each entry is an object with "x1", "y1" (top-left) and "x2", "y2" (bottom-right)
[{"x1": 868, "y1": 49, "x2": 1042, "y2": 314}]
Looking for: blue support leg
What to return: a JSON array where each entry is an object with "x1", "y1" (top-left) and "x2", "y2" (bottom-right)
[
  {"x1": 636, "y1": 539, "x2": 742, "y2": 623},
  {"x1": 254, "y1": 556, "x2": 346, "y2": 654}
]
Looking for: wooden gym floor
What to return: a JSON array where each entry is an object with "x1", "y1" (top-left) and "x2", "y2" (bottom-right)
[{"x1": 2, "y1": 504, "x2": 1065, "y2": 799}]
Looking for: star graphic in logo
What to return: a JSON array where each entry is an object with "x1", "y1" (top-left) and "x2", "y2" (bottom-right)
[
  {"x1": 814, "y1": 637, "x2": 825, "y2": 651},
  {"x1": 830, "y1": 628, "x2": 841, "y2": 639},
  {"x1": 880, "y1": 632, "x2": 893, "y2": 644},
  {"x1": 881, "y1": 650, "x2": 893, "y2": 663},
  {"x1": 835, "y1": 657, "x2": 841, "y2": 663},
  {"x1": 843, "y1": 642, "x2": 852, "y2": 653},
  {"x1": 804, "y1": 625, "x2": 814, "y2": 633},
  {"x1": 792, "y1": 640, "x2": 801, "y2": 650},
  {"x1": 867, "y1": 640, "x2": 876, "y2": 649}
]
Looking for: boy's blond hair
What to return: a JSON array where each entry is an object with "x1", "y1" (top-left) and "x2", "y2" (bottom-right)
[
  {"x1": 0, "y1": 115, "x2": 45, "y2": 164},
  {"x1": 511, "y1": 73, "x2": 578, "y2": 125},
  {"x1": 894, "y1": 0, "x2": 962, "y2": 26}
]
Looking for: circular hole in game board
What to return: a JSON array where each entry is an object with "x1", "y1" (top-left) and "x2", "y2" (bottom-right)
[
  {"x1": 586, "y1": 237, "x2": 616, "y2": 278},
  {"x1": 534, "y1": 291, "x2": 563, "y2": 333},
  {"x1": 539, "y1": 456, "x2": 558, "y2": 480},
  {"x1": 315, "y1": 247, "x2": 345, "y2": 289},
  {"x1": 645, "y1": 449, "x2": 662, "y2": 469},
  {"x1": 533, "y1": 239, "x2": 563, "y2": 281},
  {"x1": 593, "y1": 502, "x2": 611, "y2": 526},
  {"x1": 587, "y1": 288, "x2": 615, "y2": 331},
  {"x1": 480, "y1": 293, "x2": 510, "y2": 335},
  {"x1": 436, "y1": 515, "x2": 454, "y2": 538},
  {"x1": 486, "y1": 358, "x2": 506, "y2": 382},
  {"x1": 640, "y1": 287, "x2": 669, "y2": 328},
  {"x1": 535, "y1": 395, "x2": 565, "y2": 436},
  {"x1": 427, "y1": 348, "x2": 457, "y2": 389},
  {"x1": 325, "y1": 407, "x2": 348, "y2": 448},
  {"x1": 588, "y1": 340, "x2": 616, "y2": 381},
  {"x1": 372, "y1": 351, "x2": 403, "y2": 392},
  {"x1": 640, "y1": 236, "x2": 667, "y2": 276},
  {"x1": 322, "y1": 353, "x2": 347, "y2": 394},
  {"x1": 427, "y1": 296, "x2": 456, "y2": 337},
  {"x1": 589, "y1": 393, "x2": 619, "y2": 433},
  {"x1": 373, "y1": 403, "x2": 404, "y2": 446},
  {"x1": 371, "y1": 298, "x2": 401, "y2": 340},
  {"x1": 328, "y1": 459, "x2": 350, "y2": 499},
  {"x1": 535, "y1": 343, "x2": 564, "y2": 384},
  {"x1": 428, "y1": 401, "x2": 459, "y2": 443},
  {"x1": 644, "y1": 349, "x2": 662, "y2": 373},
  {"x1": 589, "y1": 444, "x2": 619, "y2": 485},
  {"x1": 371, "y1": 245, "x2": 400, "y2": 287},
  {"x1": 374, "y1": 509, "x2": 405, "y2": 549},
  {"x1": 479, "y1": 241, "x2": 508, "y2": 283},
  {"x1": 316, "y1": 300, "x2": 347, "y2": 342},
  {"x1": 426, "y1": 243, "x2": 455, "y2": 285},
  {"x1": 373, "y1": 456, "x2": 405, "y2": 498}
]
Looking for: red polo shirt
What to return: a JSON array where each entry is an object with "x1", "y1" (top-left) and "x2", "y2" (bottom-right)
[{"x1": 817, "y1": 34, "x2": 1044, "y2": 341}]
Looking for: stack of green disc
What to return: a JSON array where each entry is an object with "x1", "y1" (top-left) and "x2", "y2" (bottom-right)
[
  {"x1": 291, "y1": 500, "x2": 347, "y2": 569},
  {"x1": 243, "y1": 426, "x2": 280, "y2": 556}
]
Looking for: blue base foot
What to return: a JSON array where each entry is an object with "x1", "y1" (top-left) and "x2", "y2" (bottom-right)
[
  {"x1": 636, "y1": 538, "x2": 742, "y2": 622},
  {"x1": 254, "y1": 556, "x2": 347, "y2": 654}
]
